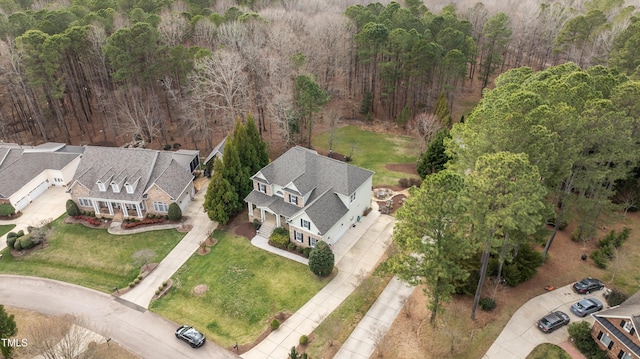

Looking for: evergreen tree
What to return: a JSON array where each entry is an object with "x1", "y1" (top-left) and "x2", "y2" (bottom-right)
[
  {"x1": 220, "y1": 137, "x2": 250, "y2": 211},
  {"x1": 308, "y1": 241, "x2": 334, "y2": 277},
  {"x1": 245, "y1": 114, "x2": 269, "y2": 172},
  {"x1": 204, "y1": 158, "x2": 239, "y2": 225},
  {"x1": 417, "y1": 129, "x2": 451, "y2": 178},
  {"x1": 0, "y1": 305, "x2": 17, "y2": 359},
  {"x1": 434, "y1": 91, "x2": 453, "y2": 128}
]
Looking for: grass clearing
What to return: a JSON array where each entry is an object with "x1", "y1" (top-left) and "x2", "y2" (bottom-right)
[
  {"x1": 526, "y1": 343, "x2": 571, "y2": 359},
  {"x1": 307, "y1": 270, "x2": 392, "y2": 358},
  {"x1": 0, "y1": 224, "x2": 16, "y2": 238},
  {"x1": 0, "y1": 217, "x2": 184, "y2": 292},
  {"x1": 149, "y1": 229, "x2": 330, "y2": 347},
  {"x1": 312, "y1": 125, "x2": 420, "y2": 186}
]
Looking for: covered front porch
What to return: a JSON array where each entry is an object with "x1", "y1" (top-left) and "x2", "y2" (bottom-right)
[
  {"x1": 247, "y1": 202, "x2": 290, "y2": 228},
  {"x1": 93, "y1": 199, "x2": 144, "y2": 218}
]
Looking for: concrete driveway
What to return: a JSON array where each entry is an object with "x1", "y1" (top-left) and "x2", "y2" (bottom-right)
[
  {"x1": 0, "y1": 186, "x2": 69, "y2": 251},
  {"x1": 0, "y1": 275, "x2": 239, "y2": 359},
  {"x1": 484, "y1": 284, "x2": 604, "y2": 358}
]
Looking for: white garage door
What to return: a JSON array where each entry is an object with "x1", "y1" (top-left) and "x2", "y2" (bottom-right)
[
  {"x1": 28, "y1": 181, "x2": 50, "y2": 201},
  {"x1": 14, "y1": 196, "x2": 29, "y2": 211},
  {"x1": 333, "y1": 223, "x2": 349, "y2": 244}
]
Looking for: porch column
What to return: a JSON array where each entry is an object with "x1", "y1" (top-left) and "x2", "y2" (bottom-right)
[
  {"x1": 247, "y1": 201, "x2": 253, "y2": 219},
  {"x1": 122, "y1": 203, "x2": 129, "y2": 217},
  {"x1": 260, "y1": 209, "x2": 265, "y2": 222},
  {"x1": 276, "y1": 214, "x2": 281, "y2": 227},
  {"x1": 135, "y1": 203, "x2": 143, "y2": 218},
  {"x1": 107, "y1": 202, "x2": 114, "y2": 215},
  {"x1": 92, "y1": 201, "x2": 100, "y2": 215}
]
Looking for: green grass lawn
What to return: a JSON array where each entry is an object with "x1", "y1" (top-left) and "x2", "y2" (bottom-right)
[
  {"x1": 0, "y1": 224, "x2": 16, "y2": 237},
  {"x1": 149, "y1": 229, "x2": 331, "y2": 347},
  {"x1": 526, "y1": 343, "x2": 571, "y2": 359},
  {"x1": 0, "y1": 217, "x2": 184, "y2": 292},
  {"x1": 312, "y1": 125, "x2": 420, "y2": 186}
]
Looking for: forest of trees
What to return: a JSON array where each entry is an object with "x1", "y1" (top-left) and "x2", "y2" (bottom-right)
[{"x1": 0, "y1": 0, "x2": 639, "y2": 154}]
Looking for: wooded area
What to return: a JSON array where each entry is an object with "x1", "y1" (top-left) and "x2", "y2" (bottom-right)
[{"x1": 0, "y1": 0, "x2": 638, "y2": 153}]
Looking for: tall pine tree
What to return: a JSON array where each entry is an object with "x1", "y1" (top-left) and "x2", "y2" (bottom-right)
[{"x1": 204, "y1": 158, "x2": 239, "y2": 225}]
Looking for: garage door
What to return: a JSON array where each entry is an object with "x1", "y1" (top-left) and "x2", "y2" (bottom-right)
[
  {"x1": 28, "y1": 181, "x2": 50, "y2": 201},
  {"x1": 333, "y1": 223, "x2": 349, "y2": 244},
  {"x1": 14, "y1": 196, "x2": 29, "y2": 211}
]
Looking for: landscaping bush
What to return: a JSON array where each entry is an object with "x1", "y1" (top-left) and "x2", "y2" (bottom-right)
[
  {"x1": 269, "y1": 227, "x2": 290, "y2": 249},
  {"x1": 299, "y1": 335, "x2": 308, "y2": 345},
  {"x1": 168, "y1": 203, "x2": 182, "y2": 221},
  {"x1": 163, "y1": 144, "x2": 171, "y2": 151},
  {"x1": 122, "y1": 218, "x2": 164, "y2": 229},
  {"x1": 270, "y1": 319, "x2": 280, "y2": 330},
  {"x1": 129, "y1": 282, "x2": 135, "y2": 288},
  {"x1": 74, "y1": 215, "x2": 101, "y2": 226},
  {"x1": 303, "y1": 247, "x2": 312, "y2": 258},
  {"x1": 162, "y1": 281, "x2": 168, "y2": 287},
  {"x1": 252, "y1": 219, "x2": 261, "y2": 230},
  {"x1": 19, "y1": 237, "x2": 34, "y2": 250},
  {"x1": 16, "y1": 230, "x2": 24, "y2": 237},
  {"x1": 155, "y1": 289, "x2": 161, "y2": 295},
  {"x1": 590, "y1": 249, "x2": 608, "y2": 269},
  {"x1": 605, "y1": 288, "x2": 629, "y2": 307},
  {"x1": 66, "y1": 199, "x2": 80, "y2": 217},
  {"x1": 0, "y1": 203, "x2": 15, "y2": 216},
  {"x1": 13, "y1": 240, "x2": 22, "y2": 251},
  {"x1": 6, "y1": 232, "x2": 18, "y2": 240},
  {"x1": 6, "y1": 236, "x2": 16, "y2": 249},
  {"x1": 590, "y1": 228, "x2": 631, "y2": 269},
  {"x1": 568, "y1": 321, "x2": 608, "y2": 359},
  {"x1": 287, "y1": 242, "x2": 296, "y2": 251},
  {"x1": 479, "y1": 297, "x2": 496, "y2": 311},
  {"x1": 308, "y1": 241, "x2": 334, "y2": 277},
  {"x1": 296, "y1": 245, "x2": 304, "y2": 254}
]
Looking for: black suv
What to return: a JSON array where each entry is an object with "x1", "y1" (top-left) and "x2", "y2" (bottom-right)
[
  {"x1": 175, "y1": 325, "x2": 206, "y2": 348},
  {"x1": 572, "y1": 277, "x2": 605, "y2": 294},
  {"x1": 537, "y1": 311, "x2": 570, "y2": 333}
]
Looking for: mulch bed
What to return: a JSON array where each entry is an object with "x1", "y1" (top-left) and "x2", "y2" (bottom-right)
[
  {"x1": 385, "y1": 163, "x2": 419, "y2": 175},
  {"x1": 377, "y1": 193, "x2": 407, "y2": 215},
  {"x1": 228, "y1": 312, "x2": 292, "y2": 354},
  {"x1": 0, "y1": 212, "x2": 22, "y2": 220},
  {"x1": 64, "y1": 216, "x2": 111, "y2": 229},
  {"x1": 111, "y1": 263, "x2": 159, "y2": 297}
]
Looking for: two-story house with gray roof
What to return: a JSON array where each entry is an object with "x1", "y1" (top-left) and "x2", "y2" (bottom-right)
[
  {"x1": 244, "y1": 146, "x2": 373, "y2": 248},
  {"x1": 592, "y1": 291, "x2": 640, "y2": 359},
  {"x1": 67, "y1": 146, "x2": 198, "y2": 219},
  {"x1": 0, "y1": 142, "x2": 83, "y2": 212}
]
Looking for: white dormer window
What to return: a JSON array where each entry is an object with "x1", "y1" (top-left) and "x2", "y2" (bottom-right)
[
  {"x1": 97, "y1": 181, "x2": 106, "y2": 192},
  {"x1": 350, "y1": 193, "x2": 356, "y2": 203},
  {"x1": 290, "y1": 195, "x2": 298, "y2": 205},
  {"x1": 623, "y1": 320, "x2": 635, "y2": 334},
  {"x1": 259, "y1": 183, "x2": 267, "y2": 194},
  {"x1": 111, "y1": 183, "x2": 120, "y2": 193},
  {"x1": 125, "y1": 184, "x2": 133, "y2": 194},
  {"x1": 301, "y1": 218, "x2": 310, "y2": 230}
]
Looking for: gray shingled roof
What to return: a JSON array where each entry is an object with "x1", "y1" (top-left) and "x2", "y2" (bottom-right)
[
  {"x1": 596, "y1": 290, "x2": 640, "y2": 330},
  {"x1": 245, "y1": 190, "x2": 300, "y2": 218},
  {"x1": 0, "y1": 149, "x2": 80, "y2": 198},
  {"x1": 204, "y1": 136, "x2": 227, "y2": 165},
  {"x1": 305, "y1": 189, "x2": 348, "y2": 234},
  {"x1": 70, "y1": 147, "x2": 195, "y2": 202}
]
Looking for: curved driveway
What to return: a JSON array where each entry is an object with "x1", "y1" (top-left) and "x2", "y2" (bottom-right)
[
  {"x1": 484, "y1": 284, "x2": 600, "y2": 358},
  {"x1": 0, "y1": 275, "x2": 239, "y2": 359}
]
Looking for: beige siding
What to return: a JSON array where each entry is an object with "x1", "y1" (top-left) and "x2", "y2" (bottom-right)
[
  {"x1": 289, "y1": 227, "x2": 320, "y2": 249},
  {"x1": 253, "y1": 180, "x2": 272, "y2": 196},
  {"x1": 285, "y1": 192, "x2": 304, "y2": 208},
  {"x1": 145, "y1": 184, "x2": 173, "y2": 215}
]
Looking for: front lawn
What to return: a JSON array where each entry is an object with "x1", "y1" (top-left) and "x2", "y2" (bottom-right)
[
  {"x1": 149, "y1": 229, "x2": 331, "y2": 347},
  {"x1": 0, "y1": 224, "x2": 16, "y2": 238},
  {"x1": 312, "y1": 125, "x2": 420, "y2": 186},
  {"x1": 0, "y1": 217, "x2": 184, "y2": 292},
  {"x1": 526, "y1": 344, "x2": 571, "y2": 359}
]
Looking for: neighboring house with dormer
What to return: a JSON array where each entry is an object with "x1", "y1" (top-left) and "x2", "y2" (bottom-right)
[
  {"x1": 67, "y1": 146, "x2": 199, "y2": 219},
  {"x1": 244, "y1": 146, "x2": 373, "y2": 248},
  {"x1": 0, "y1": 142, "x2": 83, "y2": 211},
  {"x1": 592, "y1": 291, "x2": 640, "y2": 359}
]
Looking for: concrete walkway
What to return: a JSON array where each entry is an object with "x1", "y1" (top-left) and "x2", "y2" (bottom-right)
[
  {"x1": 334, "y1": 277, "x2": 415, "y2": 359},
  {"x1": 0, "y1": 186, "x2": 69, "y2": 251},
  {"x1": 242, "y1": 211, "x2": 395, "y2": 359},
  {"x1": 484, "y1": 284, "x2": 602, "y2": 359},
  {"x1": 119, "y1": 184, "x2": 216, "y2": 309}
]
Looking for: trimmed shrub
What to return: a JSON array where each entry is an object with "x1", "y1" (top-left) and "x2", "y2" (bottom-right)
[
  {"x1": 269, "y1": 227, "x2": 290, "y2": 249},
  {"x1": 253, "y1": 219, "x2": 261, "y2": 230},
  {"x1": 296, "y1": 245, "x2": 304, "y2": 254},
  {"x1": 66, "y1": 199, "x2": 80, "y2": 217},
  {"x1": 0, "y1": 202, "x2": 15, "y2": 216},
  {"x1": 605, "y1": 288, "x2": 629, "y2": 307},
  {"x1": 13, "y1": 240, "x2": 22, "y2": 251},
  {"x1": 287, "y1": 242, "x2": 296, "y2": 251},
  {"x1": 162, "y1": 281, "x2": 168, "y2": 287},
  {"x1": 270, "y1": 319, "x2": 280, "y2": 330},
  {"x1": 7, "y1": 232, "x2": 18, "y2": 240},
  {"x1": 568, "y1": 321, "x2": 608, "y2": 359},
  {"x1": 19, "y1": 237, "x2": 34, "y2": 250},
  {"x1": 168, "y1": 203, "x2": 182, "y2": 221},
  {"x1": 299, "y1": 335, "x2": 308, "y2": 345},
  {"x1": 155, "y1": 289, "x2": 161, "y2": 295},
  {"x1": 134, "y1": 278, "x2": 140, "y2": 285},
  {"x1": 479, "y1": 297, "x2": 496, "y2": 311},
  {"x1": 308, "y1": 241, "x2": 334, "y2": 277},
  {"x1": 590, "y1": 249, "x2": 608, "y2": 269},
  {"x1": 6, "y1": 236, "x2": 17, "y2": 249},
  {"x1": 303, "y1": 247, "x2": 312, "y2": 258},
  {"x1": 16, "y1": 230, "x2": 24, "y2": 237},
  {"x1": 129, "y1": 282, "x2": 135, "y2": 288},
  {"x1": 137, "y1": 275, "x2": 143, "y2": 280},
  {"x1": 163, "y1": 144, "x2": 171, "y2": 151}
]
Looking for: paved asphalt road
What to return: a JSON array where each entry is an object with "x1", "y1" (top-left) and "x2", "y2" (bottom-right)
[{"x1": 0, "y1": 275, "x2": 240, "y2": 359}]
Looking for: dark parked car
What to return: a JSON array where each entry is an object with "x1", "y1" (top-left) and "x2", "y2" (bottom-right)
[
  {"x1": 572, "y1": 277, "x2": 605, "y2": 294},
  {"x1": 570, "y1": 298, "x2": 604, "y2": 317},
  {"x1": 175, "y1": 325, "x2": 206, "y2": 348},
  {"x1": 537, "y1": 311, "x2": 570, "y2": 333}
]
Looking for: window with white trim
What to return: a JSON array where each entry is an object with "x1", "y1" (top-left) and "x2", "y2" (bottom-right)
[
  {"x1": 125, "y1": 184, "x2": 134, "y2": 194},
  {"x1": 599, "y1": 332, "x2": 613, "y2": 349},
  {"x1": 290, "y1": 194, "x2": 298, "y2": 205},
  {"x1": 618, "y1": 350, "x2": 632, "y2": 359},
  {"x1": 294, "y1": 231, "x2": 303, "y2": 243},
  {"x1": 97, "y1": 181, "x2": 106, "y2": 192},
  {"x1": 153, "y1": 202, "x2": 169, "y2": 212},
  {"x1": 111, "y1": 183, "x2": 120, "y2": 193},
  {"x1": 259, "y1": 183, "x2": 267, "y2": 193},
  {"x1": 78, "y1": 198, "x2": 93, "y2": 207},
  {"x1": 301, "y1": 219, "x2": 310, "y2": 230},
  {"x1": 309, "y1": 237, "x2": 318, "y2": 247},
  {"x1": 350, "y1": 193, "x2": 356, "y2": 203},
  {"x1": 623, "y1": 320, "x2": 634, "y2": 334}
]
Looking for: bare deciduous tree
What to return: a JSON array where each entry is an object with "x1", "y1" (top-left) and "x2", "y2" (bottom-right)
[
  {"x1": 158, "y1": 8, "x2": 190, "y2": 46},
  {"x1": 28, "y1": 314, "x2": 105, "y2": 359},
  {"x1": 132, "y1": 249, "x2": 157, "y2": 271}
]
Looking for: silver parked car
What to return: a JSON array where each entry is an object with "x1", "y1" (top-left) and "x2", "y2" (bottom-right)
[
  {"x1": 537, "y1": 311, "x2": 570, "y2": 333},
  {"x1": 570, "y1": 298, "x2": 604, "y2": 317}
]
